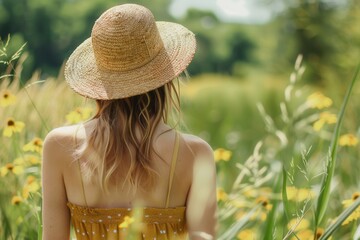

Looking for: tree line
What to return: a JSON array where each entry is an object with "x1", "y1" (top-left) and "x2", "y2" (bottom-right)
[{"x1": 1, "y1": 0, "x2": 359, "y2": 84}]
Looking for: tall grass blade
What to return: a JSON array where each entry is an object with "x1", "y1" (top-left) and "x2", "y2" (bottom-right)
[
  {"x1": 319, "y1": 196, "x2": 360, "y2": 240},
  {"x1": 353, "y1": 223, "x2": 360, "y2": 240},
  {"x1": 0, "y1": 202, "x2": 14, "y2": 240},
  {"x1": 282, "y1": 166, "x2": 291, "y2": 220},
  {"x1": 315, "y1": 63, "x2": 360, "y2": 226},
  {"x1": 262, "y1": 174, "x2": 281, "y2": 240}
]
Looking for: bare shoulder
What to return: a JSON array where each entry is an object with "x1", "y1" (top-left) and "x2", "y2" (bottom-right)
[
  {"x1": 180, "y1": 133, "x2": 214, "y2": 162},
  {"x1": 43, "y1": 124, "x2": 84, "y2": 163},
  {"x1": 44, "y1": 124, "x2": 82, "y2": 147}
]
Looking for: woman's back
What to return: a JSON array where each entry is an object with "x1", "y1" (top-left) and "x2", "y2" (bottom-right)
[
  {"x1": 64, "y1": 120, "x2": 192, "y2": 209},
  {"x1": 43, "y1": 119, "x2": 216, "y2": 239}
]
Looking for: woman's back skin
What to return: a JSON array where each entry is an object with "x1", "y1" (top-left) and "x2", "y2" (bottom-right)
[{"x1": 42, "y1": 119, "x2": 217, "y2": 239}]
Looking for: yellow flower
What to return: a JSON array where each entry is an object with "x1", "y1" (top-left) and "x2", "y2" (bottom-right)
[
  {"x1": 13, "y1": 155, "x2": 41, "y2": 167},
  {"x1": 255, "y1": 196, "x2": 272, "y2": 221},
  {"x1": 119, "y1": 216, "x2": 135, "y2": 229},
  {"x1": 23, "y1": 137, "x2": 43, "y2": 153},
  {"x1": 11, "y1": 196, "x2": 23, "y2": 205},
  {"x1": 0, "y1": 163, "x2": 24, "y2": 177},
  {"x1": 214, "y1": 148, "x2": 232, "y2": 162},
  {"x1": 217, "y1": 188, "x2": 228, "y2": 202},
  {"x1": 342, "y1": 192, "x2": 360, "y2": 225},
  {"x1": 0, "y1": 90, "x2": 16, "y2": 107},
  {"x1": 3, "y1": 118, "x2": 25, "y2": 137},
  {"x1": 287, "y1": 218, "x2": 310, "y2": 232},
  {"x1": 339, "y1": 134, "x2": 358, "y2": 147},
  {"x1": 313, "y1": 112, "x2": 337, "y2": 131},
  {"x1": 66, "y1": 107, "x2": 93, "y2": 124},
  {"x1": 237, "y1": 228, "x2": 257, "y2": 239},
  {"x1": 307, "y1": 92, "x2": 333, "y2": 109},
  {"x1": 22, "y1": 175, "x2": 41, "y2": 199},
  {"x1": 286, "y1": 186, "x2": 314, "y2": 202},
  {"x1": 315, "y1": 228, "x2": 324, "y2": 240},
  {"x1": 291, "y1": 229, "x2": 314, "y2": 240}
]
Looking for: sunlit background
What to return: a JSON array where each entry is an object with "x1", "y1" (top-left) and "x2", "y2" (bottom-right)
[{"x1": 1, "y1": 0, "x2": 360, "y2": 239}]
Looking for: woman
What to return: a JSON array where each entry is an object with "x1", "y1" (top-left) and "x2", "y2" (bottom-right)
[{"x1": 42, "y1": 4, "x2": 217, "y2": 240}]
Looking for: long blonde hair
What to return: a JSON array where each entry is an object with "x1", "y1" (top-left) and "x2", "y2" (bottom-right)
[{"x1": 76, "y1": 80, "x2": 180, "y2": 193}]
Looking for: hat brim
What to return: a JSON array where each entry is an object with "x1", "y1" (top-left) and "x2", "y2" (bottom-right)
[{"x1": 64, "y1": 22, "x2": 196, "y2": 99}]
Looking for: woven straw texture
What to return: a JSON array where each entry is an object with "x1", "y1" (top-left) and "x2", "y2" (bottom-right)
[{"x1": 65, "y1": 4, "x2": 196, "y2": 100}]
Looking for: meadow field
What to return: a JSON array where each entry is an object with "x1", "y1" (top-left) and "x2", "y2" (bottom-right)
[{"x1": 1, "y1": 46, "x2": 360, "y2": 239}]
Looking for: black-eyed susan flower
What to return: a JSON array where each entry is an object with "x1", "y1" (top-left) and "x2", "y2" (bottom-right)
[
  {"x1": 216, "y1": 188, "x2": 228, "y2": 202},
  {"x1": 307, "y1": 92, "x2": 333, "y2": 109},
  {"x1": 3, "y1": 118, "x2": 25, "y2": 137},
  {"x1": 119, "y1": 216, "x2": 135, "y2": 229},
  {"x1": 341, "y1": 192, "x2": 360, "y2": 225},
  {"x1": 22, "y1": 175, "x2": 41, "y2": 199},
  {"x1": 313, "y1": 112, "x2": 337, "y2": 132},
  {"x1": 237, "y1": 228, "x2": 257, "y2": 239},
  {"x1": 23, "y1": 137, "x2": 43, "y2": 153},
  {"x1": 315, "y1": 228, "x2": 324, "y2": 240},
  {"x1": 339, "y1": 134, "x2": 358, "y2": 147},
  {"x1": 214, "y1": 148, "x2": 232, "y2": 162},
  {"x1": 255, "y1": 196, "x2": 273, "y2": 221},
  {"x1": 66, "y1": 107, "x2": 93, "y2": 124},
  {"x1": 0, "y1": 90, "x2": 16, "y2": 107},
  {"x1": 287, "y1": 217, "x2": 310, "y2": 233},
  {"x1": 14, "y1": 155, "x2": 41, "y2": 166},
  {"x1": 286, "y1": 186, "x2": 314, "y2": 202},
  {"x1": 0, "y1": 163, "x2": 24, "y2": 176},
  {"x1": 11, "y1": 196, "x2": 23, "y2": 205},
  {"x1": 291, "y1": 229, "x2": 314, "y2": 240}
]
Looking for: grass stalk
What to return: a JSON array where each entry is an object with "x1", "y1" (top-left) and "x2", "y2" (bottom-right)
[
  {"x1": 319, "y1": 196, "x2": 360, "y2": 239},
  {"x1": 314, "y1": 63, "x2": 360, "y2": 228}
]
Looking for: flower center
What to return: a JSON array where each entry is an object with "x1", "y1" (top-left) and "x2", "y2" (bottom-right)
[
  {"x1": 352, "y1": 193, "x2": 360, "y2": 200},
  {"x1": 6, "y1": 163, "x2": 14, "y2": 171},
  {"x1": 34, "y1": 139, "x2": 42, "y2": 146},
  {"x1": 3, "y1": 93, "x2": 9, "y2": 99},
  {"x1": 7, "y1": 120, "x2": 15, "y2": 126}
]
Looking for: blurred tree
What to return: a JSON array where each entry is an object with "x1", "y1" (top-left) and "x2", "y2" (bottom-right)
[
  {"x1": 257, "y1": 0, "x2": 360, "y2": 84},
  {"x1": 180, "y1": 9, "x2": 255, "y2": 76},
  {"x1": 0, "y1": 0, "x2": 173, "y2": 80}
]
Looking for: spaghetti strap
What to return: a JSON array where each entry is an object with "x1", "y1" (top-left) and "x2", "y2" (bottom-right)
[
  {"x1": 165, "y1": 132, "x2": 180, "y2": 208},
  {"x1": 74, "y1": 127, "x2": 88, "y2": 207}
]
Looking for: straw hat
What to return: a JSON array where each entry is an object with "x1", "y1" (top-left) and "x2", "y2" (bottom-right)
[{"x1": 65, "y1": 4, "x2": 196, "y2": 99}]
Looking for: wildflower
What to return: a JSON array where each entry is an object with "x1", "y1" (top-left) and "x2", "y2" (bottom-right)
[
  {"x1": 313, "y1": 112, "x2": 337, "y2": 131},
  {"x1": 22, "y1": 175, "x2": 41, "y2": 199},
  {"x1": 315, "y1": 228, "x2": 324, "y2": 240},
  {"x1": 339, "y1": 134, "x2": 358, "y2": 147},
  {"x1": 66, "y1": 107, "x2": 93, "y2": 124},
  {"x1": 119, "y1": 216, "x2": 135, "y2": 229},
  {"x1": 291, "y1": 229, "x2": 314, "y2": 240},
  {"x1": 23, "y1": 137, "x2": 43, "y2": 153},
  {"x1": 287, "y1": 218, "x2": 310, "y2": 232},
  {"x1": 0, "y1": 163, "x2": 24, "y2": 176},
  {"x1": 11, "y1": 196, "x2": 23, "y2": 205},
  {"x1": 307, "y1": 92, "x2": 333, "y2": 109},
  {"x1": 286, "y1": 186, "x2": 314, "y2": 202},
  {"x1": 13, "y1": 155, "x2": 41, "y2": 166},
  {"x1": 216, "y1": 188, "x2": 228, "y2": 202},
  {"x1": 214, "y1": 148, "x2": 232, "y2": 162},
  {"x1": 237, "y1": 228, "x2": 257, "y2": 239},
  {"x1": 3, "y1": 118, "x2": 25, "y2": 137},
  {"x1": 342, "y1": 192, "x2": 360, "y2": 225},
  {"x1": 255, "y1": 196, "x2": 272, "y2": 221},
  {"x1": 0, "y1": 90, "x2": 16, "y2": 107}
]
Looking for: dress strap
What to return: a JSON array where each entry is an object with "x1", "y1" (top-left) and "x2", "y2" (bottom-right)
[
  {"x1": 74, "y1": 127, "x2": 88, "y2": 207},
  {"x1": 165, "y1": 132, "x2": 180, "y2": 208}
]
